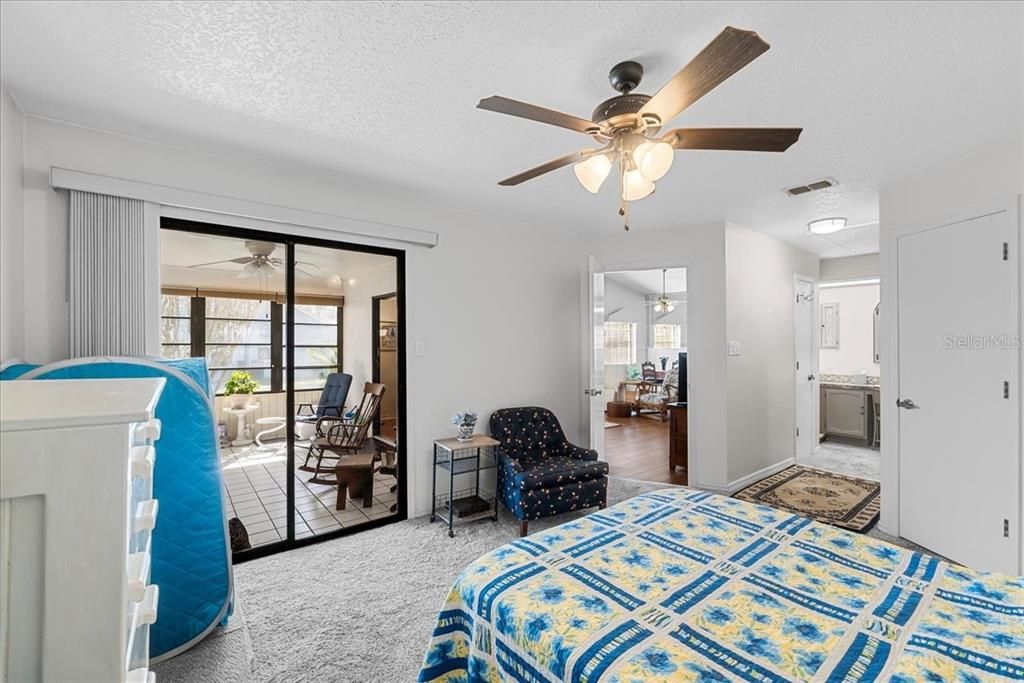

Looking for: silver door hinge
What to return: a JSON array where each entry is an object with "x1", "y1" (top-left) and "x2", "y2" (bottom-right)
[
  {"x1": 1004, "y1": 381, "x2": 1010, "y2": 399},
  {"x1": 1004, "y1": 519, "x2": 1010, "y2": 538},
  {"x1": 1003, "y1": 242, "x2": 1010, "y2": 261},
  {"x1": 796, "y1": 361, "x2": 800, "y2": 370}
]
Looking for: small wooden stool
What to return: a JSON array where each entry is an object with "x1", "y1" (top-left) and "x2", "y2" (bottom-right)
[{"x1": 334, "y1": 453, "x2": 376, "y2": 510}]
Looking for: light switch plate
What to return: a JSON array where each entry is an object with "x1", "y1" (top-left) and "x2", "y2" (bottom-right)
[
  {"x1": 415, "y1": 340, "x2": 427, "y2": 357},
  {"x1": 728, "y1": 341, "x2": 741, "y2": 356}
]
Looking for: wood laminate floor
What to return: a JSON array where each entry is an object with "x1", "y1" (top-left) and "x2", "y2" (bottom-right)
[{"x1": 603, "y1": 414, "x2": 687, "y2": 486}]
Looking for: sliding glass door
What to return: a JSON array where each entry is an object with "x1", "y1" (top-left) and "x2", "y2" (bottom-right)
[{"x1": 158, "y1": 219, "x2": 405, "y2": 561}]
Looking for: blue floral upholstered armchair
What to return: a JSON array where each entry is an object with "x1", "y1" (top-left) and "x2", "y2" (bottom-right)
[{"x1": 489, "y1": 407, "x2": 609, "y2": 537}]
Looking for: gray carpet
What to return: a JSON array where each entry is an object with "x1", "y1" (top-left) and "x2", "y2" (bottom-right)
[
  {"x1": 154, "y1": 477, "x2": 669, "y2": 683},
  {"x1": 155, "y1": 474, "x2": 928, "y2": 682}
]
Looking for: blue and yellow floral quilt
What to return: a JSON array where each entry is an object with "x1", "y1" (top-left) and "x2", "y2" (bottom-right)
[{"x1": 419, "y1": 488, "x2": 1024, "y2": 682}]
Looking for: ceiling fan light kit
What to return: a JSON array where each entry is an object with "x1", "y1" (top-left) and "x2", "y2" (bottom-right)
[{"x1": 478, "y1": 26, "x2": 803, "y2": 231}]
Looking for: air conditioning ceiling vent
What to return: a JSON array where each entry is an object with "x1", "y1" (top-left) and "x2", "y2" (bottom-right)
[{"x1": 786, "y1": 178, "x2": 837, "y2": 196}]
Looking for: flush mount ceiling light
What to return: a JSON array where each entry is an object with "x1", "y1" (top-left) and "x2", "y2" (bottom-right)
[
  {"x1": 807, "y1": 217, "x2": 847, "y2": 235},
  {"x1": 478, "y1": 26, "x2": 803, "y2": 231}
]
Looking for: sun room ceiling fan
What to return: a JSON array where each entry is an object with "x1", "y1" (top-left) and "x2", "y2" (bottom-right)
[
  {"x1": 188, "y1": 240, "x2": 319, "y2": 279},
  {"x1": 478, "y1": 26, "x2": 802, "y2": 230}
]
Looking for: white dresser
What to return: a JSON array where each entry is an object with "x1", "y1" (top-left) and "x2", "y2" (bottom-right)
[{"x1": 0, "y1": 378, "x2": 165, "y2": 683}]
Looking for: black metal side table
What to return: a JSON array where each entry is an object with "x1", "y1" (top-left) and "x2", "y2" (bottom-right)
[{"x1": 431, "y1": 434, "x2": 500, "y2": 537}]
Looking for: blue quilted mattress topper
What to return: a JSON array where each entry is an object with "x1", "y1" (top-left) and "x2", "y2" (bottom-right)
[{"x1": 16, "y1": 356, "x2": 233, "y2": 661}]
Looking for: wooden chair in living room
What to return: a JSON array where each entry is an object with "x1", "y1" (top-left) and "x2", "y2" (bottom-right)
[
  {"x1": 304, "y1": 382, "x2": 385, "y2": 485},
  {"x1": 641, "y1": 361, "x2": 658, "y2": 382}
]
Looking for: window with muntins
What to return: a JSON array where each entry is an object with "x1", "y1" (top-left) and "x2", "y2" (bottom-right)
[
  {"x1": 159, "y1": 294, "x2": 342, "y2": 394},
  {"x1": 603, "y1": 321, "x2": 636, "y2": 365},
  {"x1": 653, "y1": 323, "x2": 682, "y2": 349}
]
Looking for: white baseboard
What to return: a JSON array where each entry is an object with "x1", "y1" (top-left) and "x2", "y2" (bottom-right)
[{"x1": 695, "y1": 458, "x2": 796, "y2": 496}]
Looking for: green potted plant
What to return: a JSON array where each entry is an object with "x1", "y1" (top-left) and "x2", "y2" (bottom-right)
[{"x1": 224, "y1": 370, "x2": 259, "y2": 409}]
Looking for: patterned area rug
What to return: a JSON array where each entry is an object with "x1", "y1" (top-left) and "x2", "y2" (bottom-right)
[{"x1": 734, "y1": 464, "x2": 880, "y2": 532}]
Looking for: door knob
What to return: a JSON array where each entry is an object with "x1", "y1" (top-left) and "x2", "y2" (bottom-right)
[
  {"x1": 896, "y1": 398, "x2": 919, "y2": 410},
  {"x1": 807, "y1": 374, "x2": 815, "y2": 381}
]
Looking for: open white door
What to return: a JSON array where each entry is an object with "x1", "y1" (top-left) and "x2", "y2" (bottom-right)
[
  {"x1": 794, "y1": 276, "x2": 816, "y2": 462},
  {"x1": 897, "y1": 209, "x2": 1020, "y2": 573},
  {"x1": 586, "y1": 255, "x2": 606, "y2": 455}
]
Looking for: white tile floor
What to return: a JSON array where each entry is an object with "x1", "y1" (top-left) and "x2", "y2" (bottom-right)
[{"x1": 221, "y1": 439, "x2": 398, "y2": 548}]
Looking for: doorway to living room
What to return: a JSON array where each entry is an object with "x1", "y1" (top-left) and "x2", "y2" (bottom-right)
[
  {"x1": 600, "y1": 267, "x2": 688, "y2": 485},
  {"x1": 158, "y1": 218, "x2": 406, "y2": 561}
]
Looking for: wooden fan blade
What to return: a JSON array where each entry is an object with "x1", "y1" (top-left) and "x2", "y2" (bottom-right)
[
  {"x1": 665, "y1": 127, "x2": 801, "y2": 152},
  {"x1": 189, "y1": 256, "x2": 253, "y2": 268},
  {"x1": 641, "y1": 27, "x2": 770, "y2": 125},
  {"x1": 478, "y1": 96, "x2": 600, "y2": 134},
  {"x1": 498, "y1": 150, "x2": 586, "y2": 186}
]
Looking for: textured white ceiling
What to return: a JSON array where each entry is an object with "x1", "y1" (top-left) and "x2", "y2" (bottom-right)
[{"x1": 2, "y1": 1, "x2": 1022, "y2": 257}]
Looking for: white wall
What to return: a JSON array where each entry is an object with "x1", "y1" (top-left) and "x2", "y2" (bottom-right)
[
  {"x1": 818, "y1": 283, "x2": 880, "y2": 377},
  {"x1": 16, "y1": 115, "x2": 582, "y2": 518},
  {"x1": 724, "y1": 222, "x2": 820, "y2": 484},
  {"x1": 342, "y1": 261, "x2": 397, "y2": 396},
  {"x1": 878, "y1": 134, "x2": 1024, "y2": 547},
  {"x1": 584, "y1": 223, "x2": 730, "y2": 489},
  {"x1": 0, "y1": 85, "x2": 25, "y2": 362},
  {"x1": 820, "y1": 253, "x2": 880, "y2": 282}
]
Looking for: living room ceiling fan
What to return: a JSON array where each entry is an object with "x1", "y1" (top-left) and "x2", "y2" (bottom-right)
[
  {"x1": 188, "y1": 241, "x2": 319, "y2": 278},
  {"x1": 645, "y1": 269, "x2": 680, "y2": 313},
  {"x1": 478, "y1": 26, "x2": 802, "y2": 230}
]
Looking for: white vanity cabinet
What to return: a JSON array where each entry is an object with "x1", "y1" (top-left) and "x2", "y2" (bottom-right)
[
  {"x1": 0, "y1": 378, "x2": 165, "y2": 683},
  {"x1": 823, "y1": 386, "x2": 870, "y2": 440}
]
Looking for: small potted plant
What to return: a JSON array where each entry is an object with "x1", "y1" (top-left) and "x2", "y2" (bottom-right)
[
  {"x1": 224, "y1": 370, "x2": 259, "y2": 409},
  {"x1": 451, "y1": 411, "x2": 478, "y2": 442}
]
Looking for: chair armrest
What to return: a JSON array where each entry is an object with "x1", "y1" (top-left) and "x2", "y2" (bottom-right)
[
  {"x1": 565, "y1": 443, "x2": 599, "y2": 461},
  {"x1": 297, "y1": 402, "x2": 315, "y2": 416},
  {"x1": 498, "y1": 450, "x2": 524, "y2": 474},
  {"x1": 314, "y1": 415, "x2": 349, "y2": 437}
]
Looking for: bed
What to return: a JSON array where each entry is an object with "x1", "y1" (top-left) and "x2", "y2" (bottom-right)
[{"x1": 418, "y1": 487, "x2": 1023, "y2": 682}]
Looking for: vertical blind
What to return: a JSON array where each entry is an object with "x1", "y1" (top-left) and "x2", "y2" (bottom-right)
[{"x1": 68, "y1": 190, "x2": 146, "y2": 357}]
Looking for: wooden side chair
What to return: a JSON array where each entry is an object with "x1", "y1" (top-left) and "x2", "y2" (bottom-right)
[
  {"x1": 641, "y1": 361, "x2": 658, "y2": 382},
  {"x1": 303, "y1": 382, "x2": 385, "y2": 485}
]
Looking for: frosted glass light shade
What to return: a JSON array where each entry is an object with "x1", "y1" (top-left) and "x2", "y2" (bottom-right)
[
  {"x1": 622, "y1": 168, "x2": 655, "y2": 201},
  {"x1": 633, "y1": 141, "x2": 674, "y2": 181},
  {"x1": 573, "y1": 154, "x2": 612, "y2": 193},
  {"x1": 808, "y1": 217, "x2": 847, "y2": 234}
]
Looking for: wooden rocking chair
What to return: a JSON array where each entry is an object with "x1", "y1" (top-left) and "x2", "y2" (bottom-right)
[{"x1": 301, "y1": 382, "x2": 386, "y2": 485}]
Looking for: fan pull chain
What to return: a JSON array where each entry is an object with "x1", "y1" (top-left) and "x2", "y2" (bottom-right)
[{"x1": 618, "y1": 158, "x2": 630, "y2": 231}]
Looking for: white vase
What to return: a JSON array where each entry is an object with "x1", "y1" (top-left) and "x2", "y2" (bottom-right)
[{"x1": 230, "y1": 393, "x2": 249, "y2": 409}]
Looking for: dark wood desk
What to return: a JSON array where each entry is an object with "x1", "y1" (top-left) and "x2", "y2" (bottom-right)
[{"x1": 668, "y1": 402, "x2": 688, "y2": 478}]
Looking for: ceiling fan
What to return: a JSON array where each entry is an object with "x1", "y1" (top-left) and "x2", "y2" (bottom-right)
[
  {"x1": 645, "y1": 269, "x2": 680, "y2": 313},
  {"x1": 188, "y1": 240, "x2": 319, "y2": 278},
  {"x1": 478, "y1": 26, "x2": 802, "y2": 230}
]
